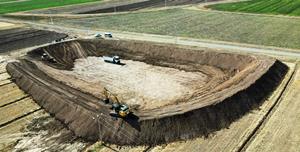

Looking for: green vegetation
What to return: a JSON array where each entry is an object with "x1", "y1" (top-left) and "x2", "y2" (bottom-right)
[
  {"x1": 59, "y1": 8, "x2": 300, "y2": 49},
  {"x1": 0, "y1": 0, "x2": 18, "y2": 2},
  {"x1": 0, "y1": 0, "x2": 99, "y2": 14},
  {"x1": 208, "y1": 0, "x2": 300, "y2": 16}
]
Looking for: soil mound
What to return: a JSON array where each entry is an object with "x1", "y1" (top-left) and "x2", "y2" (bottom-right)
[{"x1": 6, "y1": 39, "x2": 288, "y2": 145}]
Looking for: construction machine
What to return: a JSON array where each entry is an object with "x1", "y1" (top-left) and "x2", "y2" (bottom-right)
[
  {"x1": 103, "y1": 56, "x2": 121, "y2": 64},
  {"x1": 104, "y1": 32, "x2": 113, "y2": 38},
  {"x1": 41, "y1": 52, "x2": 56, "y2": 63},
  {"x1": 103, "y1": 88, "x2": 130, "y2": 118}
]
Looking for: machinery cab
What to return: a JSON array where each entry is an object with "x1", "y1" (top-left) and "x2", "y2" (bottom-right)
[
  {"x1": 103, "y1": 55, "x2": 121, "y2": 64},
  {"x1": 41, "y1": 53, "x2": 48, "y2": 60},
  {"x1": 94, "y1": 33, "x2": 102, "y2": 39},
  {"x1": 113, "y1": 56, "x2": 120, "y2": 64},
  {"x1": 104, "y1": 32, "x2": 113, "y2": 38},
  {"x1": 111, "y1": 103, "x2": 130, "y2": 118},
  {"x1": 41, "y1": 52, "x2": 56, "y2": 63},
  {"x1": 104, "y1": 88, "x2": 130, "y2": 118}
]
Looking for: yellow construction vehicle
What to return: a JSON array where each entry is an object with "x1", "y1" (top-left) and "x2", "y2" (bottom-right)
[{"x1": 103, "y1": 88, "x2": 130, "y2": 118}]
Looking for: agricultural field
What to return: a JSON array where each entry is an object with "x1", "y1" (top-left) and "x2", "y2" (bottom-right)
[
  {"x1": 55, "y1": 8, "x2": 300, "y2": 50},
  {"x1": 207, "y1": 0, "x2": 300, "y2": 16},
  {"x1": 0, "y1": 0, "x2": 100, "y2": 14},
  {"x1": 0, "y1": 0, "x2": 17, "y2": 3}
]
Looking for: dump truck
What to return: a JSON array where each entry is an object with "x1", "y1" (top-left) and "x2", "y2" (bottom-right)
[{"x1": 103, "y1": 55, "x2": 120, "y2": 64}]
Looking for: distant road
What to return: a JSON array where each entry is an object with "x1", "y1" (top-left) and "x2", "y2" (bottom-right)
[{"x1": 1, "y1": 17, "x2": 300, "y2": 60}]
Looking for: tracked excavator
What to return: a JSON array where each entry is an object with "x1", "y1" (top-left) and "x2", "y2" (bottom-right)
[{"x1": 103, "y1": 88, "x2": 130, "y2": 118}]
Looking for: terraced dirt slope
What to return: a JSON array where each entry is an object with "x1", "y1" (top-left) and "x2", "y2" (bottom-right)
[
  {"x1": 6, "y1": 39, "x2": 288, "y2": 145},
  {"x1": 0, "y1": 27, "x2": 67, "y2": 53}
]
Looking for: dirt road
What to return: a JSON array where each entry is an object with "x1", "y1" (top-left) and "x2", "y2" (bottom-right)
[{"x1": 1, "y1": 17, "x2": 300, "y2": 60}]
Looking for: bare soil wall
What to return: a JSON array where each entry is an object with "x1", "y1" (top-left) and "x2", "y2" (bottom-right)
[{"x1": 6, "y1": 39, "x2": 288, "y2": 145}]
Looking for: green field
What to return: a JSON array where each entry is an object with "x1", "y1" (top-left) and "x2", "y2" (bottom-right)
[
  {"x1": 208, "y1": 0, "x2": 300, "y2": 16},
  {"x1": 56, "y1": 8, "x2": 300, "y2": 49},
  {"x1": 0, "y1": 0, "x2": 19, "y2": 2},
  {"x1": 0, "y1": 0, "x2": 100, "y2": 14}
]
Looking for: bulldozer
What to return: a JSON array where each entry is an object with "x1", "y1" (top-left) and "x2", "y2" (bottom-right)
[{"x1": 103, "y1": 88, "x2": 130, "y2": 118}]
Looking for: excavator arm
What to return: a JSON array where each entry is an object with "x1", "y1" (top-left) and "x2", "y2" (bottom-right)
[{"x1": 103, "y1": 87, "x2": 130, "y2": 118}]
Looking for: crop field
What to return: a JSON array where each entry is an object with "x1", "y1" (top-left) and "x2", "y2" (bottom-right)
[
  {"x1": 0, "y1": 0, "x2": 17, "y2": 3},
  {"x1": 0, "y1": 27, "x2": 67, "y2": 53},
  {"x1": 207, "y1": 0, "x2": 300, "y2": 16},
  {"x1": 0, "y1": 0, "x2": 100, "y2": 14},
  {"x1": 56, "y1": 8, "x2": 300, "y2": 50}
]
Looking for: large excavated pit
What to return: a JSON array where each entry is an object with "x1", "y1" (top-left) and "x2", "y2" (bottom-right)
[{"x1": 6, "y1": 39, "x2": 288, "y2": 145}]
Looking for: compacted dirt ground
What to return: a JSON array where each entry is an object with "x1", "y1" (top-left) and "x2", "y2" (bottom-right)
[
  {"x1": 0, "y1": 22, "x2": 15, "y2": 28},
  {"x1": 37, "y1": 56, "x2": 213, "y2": 110}
]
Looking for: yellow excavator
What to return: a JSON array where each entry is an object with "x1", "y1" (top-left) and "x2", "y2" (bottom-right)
[{"x1": 103, "y1": 88, "x2": 130, "y2": 118}]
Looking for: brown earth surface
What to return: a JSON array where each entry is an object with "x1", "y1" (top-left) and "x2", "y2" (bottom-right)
[
  {"x1": 6, "y1": 39, "x2": 288, "y2": 145},
  {"x1": 0, "y1": 22, "x2": 15, "y2": 28},
  {"x1": 35, "y1": 56, "x2": 222, "y2": 110},
  {"x1": 0, "y1": 62, "x2": 89, "y2": 152},
  {"x1": 0, "y1": 26, "x2": 67, "y2": 53}
]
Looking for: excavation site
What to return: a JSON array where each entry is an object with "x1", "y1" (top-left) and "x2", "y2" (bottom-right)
[{"x1": 6, "y1": 39, "x2": 288, "y2": 146}]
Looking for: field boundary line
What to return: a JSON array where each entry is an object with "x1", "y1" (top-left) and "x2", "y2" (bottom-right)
[
  {"x1": 0, "y1": 108, "x2": 42, "y2": 129},
  {"x1": 0, "y1": 80, "x2": 12, "y2": 87},
  {"x1": 0, "y1": 71, "x2": 7, "y2": 75},
  {"x1": 0, "y1": 95, "x2": 30, "y2": 108}
]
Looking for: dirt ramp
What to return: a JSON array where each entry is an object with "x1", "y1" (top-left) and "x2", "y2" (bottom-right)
[{"x1": 7, "y1": 39, "x2": 288, "y2": 145}]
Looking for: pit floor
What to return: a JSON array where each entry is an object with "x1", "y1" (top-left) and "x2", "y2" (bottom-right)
[{"x1": 36, "y1": 56, "x2": 226, "y2": 110}]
